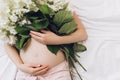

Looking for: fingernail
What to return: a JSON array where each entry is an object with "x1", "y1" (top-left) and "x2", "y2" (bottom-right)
[
  {"x1": 30, "y1": 31, "x2": 34, "y2": 33},
  {"x1": 37, "y1": 65, "x2": 41, "y2": 67},
  {"x1": 29, "y1": 33, "x2": 32, "y2": 36}
]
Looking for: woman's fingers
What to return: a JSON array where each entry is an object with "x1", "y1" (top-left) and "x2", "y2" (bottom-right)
[
  {"x1": 40, "y1": 30, "x2": 49, "y2": 33},
  {"x1": 30, "y1": 31, "x2": 39, "y2": 36},
  {"x1": 30, "y1": 31, "x2": 44, "y2": 37},
  {"x1": 33, "y1": 66, "x2": 49, "y2": 76},
  {"x1": 30, "y1": 33, "x2": 45, "y2": 44},
  {"x1": 30, "y1": 30, "x2": 60, "y2": 45},
  {"x1": 34, "y1": 65, "x2": 49, "y2": 71},
  {"x1": 30, "y1": 30, "x2": 46, "y2": 44},
  {"x1": 18, "y1": 64, "x2": 49, "y2": 75},
  {"x1": 27, "y1": 64, "x2": 41, "y2": 68},
  {"x1": 32, "y1": 65, "x2": 49, "y2": 75}
]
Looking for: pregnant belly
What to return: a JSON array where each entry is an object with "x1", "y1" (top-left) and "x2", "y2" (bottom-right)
[{"x1": 20, "y1": 38, "x2": 65, "y2": 68}]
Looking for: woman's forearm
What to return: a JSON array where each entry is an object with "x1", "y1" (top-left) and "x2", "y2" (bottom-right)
[
  {"x1": 5, "y1": 44, "x2": 23, "y2": 67},
  {"x1": 30, "y1": 12, "x2": 87, "y2": 45},
  {"x1": 57, "y1": 13, "x2": 87, "y2": 44},
  {"x1": 58, "y1": 28, "x2": 87, "y2": 44},
  {"x1": 5, "y1": 44, "x2": 49, "y2": 75}
]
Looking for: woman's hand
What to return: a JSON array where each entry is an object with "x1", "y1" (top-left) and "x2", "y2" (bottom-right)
[
  {"x1": 30, "y1": 30, "x2": 61, "y2": 45},
  {"x1": 18, "y1": 63, "x2": 49, "y2": 76},
  {"x1": 30, "y1": 12, "x2": 87, "y2": 45}
]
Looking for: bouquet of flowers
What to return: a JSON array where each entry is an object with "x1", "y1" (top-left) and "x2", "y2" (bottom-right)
[{"x1": 0, "y1": 0, "x2": 87, "y2": 79}]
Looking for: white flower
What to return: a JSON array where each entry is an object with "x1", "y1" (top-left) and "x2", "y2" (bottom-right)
[
  {"x1": 20, "y1": 19, "x2": 28, "y2": 25},
  {"x1": 34, "y1": 0, "x2": 65, "y2": 12},
  {"x1": 9, "y1": 14, "x2": 18, "y2": 23},
  {"x1": 44, "y1": 0, "x2": 68, "y2": 11},
  {"x1": 27, "y1": 21, "x2": 31, "y2": 24},
  {"x1": 0, "y1": 1, "x2": 10, "y2": 23},
  {"x1": 7, "y1": 26, "x2": 17, "y2": 35},
  {"x1": 0, "y1": 28, "x2": 17, "y2": 45},
  {"x1": 0, "y1": 29, "x2": 8, "y2": 42},
  {"x1": 20, "y1": 0, "x2": 38, "y2": 11},
  {"x1": 9, "y1": 35, "x2": 17, "y2": 45},
  {"x1": 0, "y1": 0, "x2": 70, "y2": 46},
  {"x1": 48, "y1": 0, "x2": 54, "y2": 2},
  {"x1": 0, "y1": 0, "x2": 38, "y2": 45},
  {"x1": 12, "y1": 8, "x2": 30, "y2": 17}
]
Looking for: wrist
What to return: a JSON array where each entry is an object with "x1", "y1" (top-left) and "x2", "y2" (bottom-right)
[
  {"x1": 57, "y1": 35, "x2": 74, "y2": 45},
  {"x1": 16, "y1": 62, "x2": 23, "y2": 68},
  {"x1": 17, "y1": 63, "x2": 25, "y2": 71}
]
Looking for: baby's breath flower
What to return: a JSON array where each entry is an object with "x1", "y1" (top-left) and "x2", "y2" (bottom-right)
[
  {"x1": 48, "y1": 0, "x2": 68, "y2": 11},
  {"x1": 8, "y1": 35, "x2": 17, "y2": 45},
  {"x1": 9, "y1": 14, "x2": 18, "y2": 23},
  {"x1": 0, "y1": 0, "x2": 38, "y2": 45}
]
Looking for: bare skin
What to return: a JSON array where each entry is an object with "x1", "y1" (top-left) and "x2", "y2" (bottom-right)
[
  {"x1": 5, "y1": 12, "x2": 87, "y2": 76},
  {"x1": 30, "y1": 12, "x2": 87, "y2": 45},
  {"x1": 20, "y1": 38, "x2": 65, "y2": 68},
  {"x1": 5, "y1": 44, "x2": 49, "y2": 76}
]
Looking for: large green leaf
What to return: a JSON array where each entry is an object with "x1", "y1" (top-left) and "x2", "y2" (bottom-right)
[
  {"x1": 62, "y1": 44, "x2": 76, "y2": 61},
  {"x1": 32, "y1": 19, "x2": 49, "y2": 31},
  {"x1": 31, "y1": 0, "x2": 37, "y2": 2},
  {"x1": 29, "y1": 17, "x2": 39, "y2": 20},
  {"x1": 53, "y1": 11, "x2": 73, "y2": 27},
  {"x1": 39, "y1": 5, "x2": 52, "y2": 14},
  {"x1": 25, "y1": 10, "x2": 45, "y2": 21},
  {"x1": 15, "y1": 35, "x2": 30, "y2": 50},
  {"x1": 58, "y1": 20, "x2": 77, "y2": 35},
  {"x1": 25, "y1": 19, "x2": 49, "y2": 31},
  {"x1": 47, "y1": 24, "x2": 58, "y2": 34},
  {"x1": 15, "y1": 26, "x2": 30, "y2": 35},
  {"x1": 73, "y1": 43, "x2": 87, "y2": 52},
  {"x1": 47, "y1": 45, "x2": 60, "y2": 55}
]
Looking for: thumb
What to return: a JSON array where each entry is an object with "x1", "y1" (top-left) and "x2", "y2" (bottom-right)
[{"x1": 36, "y1": 65, "x2": 41, "y2": 68}]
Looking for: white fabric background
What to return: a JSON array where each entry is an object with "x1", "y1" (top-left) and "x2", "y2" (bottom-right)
[
  {"x1": 69, "y1": 0, "x2": 120, "y2": 80},
  {"x1": 0, "y1": 39, "x2": 17, "y2": 80}
]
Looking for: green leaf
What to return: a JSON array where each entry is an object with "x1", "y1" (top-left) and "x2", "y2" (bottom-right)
[
  {"x1": 25, "y1": 19, "x2": 49, "y2": 31},
  {"x1": 58, "y1": 20, "x2": 77, "y2": 35},
  {"x1": 31, "y1": 0, "x2": 37, "y2": 2},
  {"x1": 62, "y1": 44, "x2": 75, "y2": 58},
  {"x1": 15, "y1": 35, "x2": 30, "y2": 50},
  {"x1": 31, "y1": 19, "x2": 49, "y2": 31},
  {"x1": 73, "y1": 43, "x2": 87, "y2": 52},
  {"x1": 47, "y1": 45, "x2": 60, "y2": 55},
  {"x1": 24, "y1": 10, "x2": 49, "y2": 31},
  {"x1": 47, "y1": 24, "x2": 58, "y2": 34},
  {"x1": 15, "y1": 26, "x2": 30, "y2": 35},
  {"x1": 25, "y1": 11, "x2": 45, "y2": 21},
  {"x1": 63, "y1": 47, "x2": 70, "y2": 57},
  {"x1": 53, "y1": 11, "x2": 73, "y2": 27},
  {"x1": 29, "y1": 17, "x2": 39, "y2": 20},
  {"x1": 39, "y1": 5, "x2": 52, "y2": 14},
  {"x1": 33, "y1": 20, "x2": 42, "y2": 24}
]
